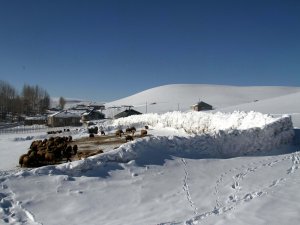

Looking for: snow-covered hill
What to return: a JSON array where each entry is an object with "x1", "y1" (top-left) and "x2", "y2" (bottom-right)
[
  {"x1": 105, "y1": 84, "x2": 300, "y2": 127},
  {"x1": 105, "y1": 84, "x2": 300, "y2": 113},
  {"x1": 1, "y1": 84, "x2": 300, "y2": 225}
]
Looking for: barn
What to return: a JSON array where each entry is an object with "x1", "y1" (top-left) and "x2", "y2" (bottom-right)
[
  {"x1": 47, "y1": 111, "x2": 82, "y2": 127},
  {"x1": 191, "y1": 101, "x2": 213, "y2": 111},
  {"x1": 82, "y1": 109, "x2": 105, "y2": 121},
  {"x1": 114, "y1": 109, "x2": 142, "y2": 119}
]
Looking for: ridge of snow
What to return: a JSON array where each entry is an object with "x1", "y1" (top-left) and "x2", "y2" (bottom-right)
[
  {"x1": 18, "y1": 111, "x2": 294, "y2": 177},
  {"x1": 108, "y1": 111, "x2": 284, "y2": 133}
]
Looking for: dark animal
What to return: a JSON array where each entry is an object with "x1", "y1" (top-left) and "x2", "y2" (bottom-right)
[
  {"x1": 145, "y1": 125, "x2": 149, "y2": 130},
  {"x1": 63, "y1": 146, "x2": 72, "y2": 162},
  {"x1": 21, "y1": 155, "x2": 30, "y2": 167},
  {"x1": 73, "y1": 145, "x2": 78, "y2": 155},
  {"x1": 126, "y1": 127, "x2": 136, "y2": 135},
  {"x1": 88, "y1": 126, "x2": 98, "y2": 134},
  {"x1": 19, "y1": 154, "x2": 28, "y2": 167},
  {"x1": 45, "y1": 152, "x2": 55, "y2": 164},
  {"x1": 125, "y1": 135, "x2": 134, "y2": 142},
  {"x1": 140, "y1": 129, "x2": 147, "y2": 137},
  {"x1": 115, "y1": 129, "x2": 124, "y2": 137},
  {"x1": 101, "y1": 130, "x2": 105, "y2": 135}
]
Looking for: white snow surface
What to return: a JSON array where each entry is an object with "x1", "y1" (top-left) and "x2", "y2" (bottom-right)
[
  {"x1": 105, "y1": 84, "x2": 300, "y2": 127},
  {"x1": 1, "y1": 84, "x2": 300, "y2": 225}
]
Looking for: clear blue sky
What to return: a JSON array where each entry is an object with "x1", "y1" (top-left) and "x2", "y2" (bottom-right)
[{"x1": 0, "y1": 0, "x2": 299, "y2": 102}]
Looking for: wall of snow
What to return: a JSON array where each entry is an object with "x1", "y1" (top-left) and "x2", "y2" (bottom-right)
[
  {"x1": 108, "y1": 111, "x2": 285, "y2": 134},
  {"x1": 27, "y1": 111, "x2": 294, "y2": 176},
  {"x1": 105, "y1": 111, "x2": 294, "y2": 156}
]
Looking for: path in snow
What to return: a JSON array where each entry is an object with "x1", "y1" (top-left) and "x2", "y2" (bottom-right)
[
  {"x1": 181, "y1": 151, "x2": 300, "y2": 225},
  {"x1": 0, "y1": 171, "x2": 42, "y2": 225},
  {"x1": 181, "y1": 158, "x2": 198, "y2": 216}
]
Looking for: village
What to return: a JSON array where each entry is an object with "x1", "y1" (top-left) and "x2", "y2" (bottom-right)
[
  {"x1": 22, "y1": 101, "x2": 213, "y2": 128},
  {"x1": 5, "y1": 100, "x2": 212, "y2": 168}
]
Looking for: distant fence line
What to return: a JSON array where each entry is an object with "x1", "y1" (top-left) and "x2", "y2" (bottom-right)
[{"x1": 0, "y1": 125, "x2": 74, "y2": 135}]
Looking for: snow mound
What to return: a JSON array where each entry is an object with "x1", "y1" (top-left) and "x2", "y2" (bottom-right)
[
  {"x1": 108, "y1": 111, "x2": 286, "y2": 133},
  {"x1": 22, "y1": 111, "x2": 294, "y2": 177}
]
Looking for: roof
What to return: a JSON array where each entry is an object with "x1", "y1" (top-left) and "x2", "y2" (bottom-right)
[
  {"x1": 192, "y1": 101, "x2": 212, "y2": 107},
  {"x1": 82, "y1": 109, "x2": 105, "y2": 117},
  {"x1": 198, "y1": 101, "x2": 212, "y2": 107},
  {"x1": 114, "y1": 109, "x2": 142, "y2": 119},
  {"x1": 25, "y1": 116, "x2": 47, "y2": 120},
  {"x1": 48, "y1": 111, "x2": 81, "y2": 118}
]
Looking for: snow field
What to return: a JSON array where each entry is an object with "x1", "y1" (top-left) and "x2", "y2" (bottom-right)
[{"x1": 0, "y1": 110, "x2": 299, "y2": 225}]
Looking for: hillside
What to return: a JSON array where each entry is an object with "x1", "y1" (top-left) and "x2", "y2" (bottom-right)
[
  {"x1": 105, "y1": 84, "x2": 300, "y2": 113},
  {"x1": 105, "y1": 84, "x2": 300, "y2": 126}
]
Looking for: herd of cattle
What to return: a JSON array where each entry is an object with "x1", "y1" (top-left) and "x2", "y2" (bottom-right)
[
  {"x1": 19, "y1": 125, "x2": 149, "y2": 168},
  {"x1": 19, "y1": 135, "x2": 77, "y2": 168},
  {"x1": 88, "y1": 125, "x2": 148, "y2": 141}
]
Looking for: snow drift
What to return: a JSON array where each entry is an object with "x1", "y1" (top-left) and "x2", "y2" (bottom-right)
[
  {"x1": 25, "y1": 111, "x2": 294, "y2": 177},
  {"x1": 107, "y1": 111, "x2": 294, "y2": 157}
]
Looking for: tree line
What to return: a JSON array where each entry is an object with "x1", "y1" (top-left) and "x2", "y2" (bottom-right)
[{"x1": 0, "y1": 80, "x2": 50, "y2": 121}]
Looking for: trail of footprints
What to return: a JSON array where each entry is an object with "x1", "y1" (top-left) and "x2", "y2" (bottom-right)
[
  {"x1": 181, "y1": 158, "x2": 198, "y2": 216},
  {"x1": 184, "y1": 151, "x2": 300, "y2": 225},
  {"x1": 0, "y1": 172, "x2": 42, "y2": 225},
  {"x1": 2, "y1": 152, "x2": 300, "y2": 225}
]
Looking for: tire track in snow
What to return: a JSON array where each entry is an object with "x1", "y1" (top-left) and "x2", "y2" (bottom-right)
[
  {"x1": 184, "y1": 152, "x2": 299, "y2": 225},
  {"x1": 181, "y1": 158, "x2": 198, "y2": 216}
]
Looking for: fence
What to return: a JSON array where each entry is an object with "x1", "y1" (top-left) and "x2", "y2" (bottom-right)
[
  {"x1": 0, "y1": 125, "x2": 48, "y2": 134},
  {"x1": 0, "y1": 125, "x2": 78, "y2": 135}
]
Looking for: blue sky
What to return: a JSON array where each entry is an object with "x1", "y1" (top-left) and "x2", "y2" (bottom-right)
[{"x1": 0, "y1": 0, "x2": 299, "y2": 102}]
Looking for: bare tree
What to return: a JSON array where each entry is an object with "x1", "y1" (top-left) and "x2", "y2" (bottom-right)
[
  {"x1": 0, "y1": 81, "x2": 50, "y2": 120},
  {"x1": 59, "y1": 96, "x2": 66, "y2": 110},
  {"x1": 0, "y1": 80, "x2": 17, "y2": 120},
  {"x1": 21, "y1": 84, "x2": 50, "y2": 115}
]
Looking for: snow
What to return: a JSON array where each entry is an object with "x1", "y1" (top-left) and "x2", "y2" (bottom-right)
[
  {"x1": 105, "y1": 84, "x2": 300, "y2": 113},
  {"x1": 1, "y1": 84, "x2": 300, "y2": 225},
  {"x1": 48, "y1": 110, "x2": 81, "y2": 118}
]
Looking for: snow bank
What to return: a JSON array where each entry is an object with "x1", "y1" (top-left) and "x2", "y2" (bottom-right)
[
  {"x1": 22, "y1": 111, "x2": 294, "y2": 176},
  {"x1": 108, "y1": 111, "x2": 283, "y2": 134}
]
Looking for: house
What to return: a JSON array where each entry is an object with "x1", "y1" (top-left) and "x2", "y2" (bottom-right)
[
  {"x1": 81, "y1": 109, "x2": 105, "y2": 122},
  {"x1": 88, "y1": 104, "x2": 105, "y2": 111},
  {"x1": 71, "y1": 103, "x2": 105, "y2": 111},
  {"x1": 191, "y1": 101, "x2": 213, "y2": 111},
  {"x1": 70, "y1": 104, "x2": 91, "y2": 111},
  {"x1": 114, "y1": 109, "x2": 142, "y2": 119},
  {"x1": 47, "y1": 111, "x2": 82, "y2": 127}
]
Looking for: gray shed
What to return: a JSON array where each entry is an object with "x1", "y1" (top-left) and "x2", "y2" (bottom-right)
[
  {"x1": 82, "y1": 109, "x2": 105, "y2": 121},
  {"x1": 47, "y1": 111, "x2": 81, "y2": 127},
  {"x1": 191, "y1": 101, "x2": 213, "y2": 111},
  {"x1": 114, "y1": 109, "x2": 142, "y2": 119}
]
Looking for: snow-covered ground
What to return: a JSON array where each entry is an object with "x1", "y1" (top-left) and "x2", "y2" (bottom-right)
[{"x1": 1, "y1": 84, "x2": 300, "y2": 225}]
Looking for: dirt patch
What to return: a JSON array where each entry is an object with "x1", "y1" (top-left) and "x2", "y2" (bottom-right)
[
  {"x1": 73, "y1": 134, "x2": 127, "y2": 153},
  {"x1": 71, "y1": 133, "x2": 146, "y2": 159}
]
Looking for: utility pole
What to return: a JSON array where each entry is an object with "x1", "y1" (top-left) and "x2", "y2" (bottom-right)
[{"x1": 146, "y1": 101, "x2": 147, "y2": 113}]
